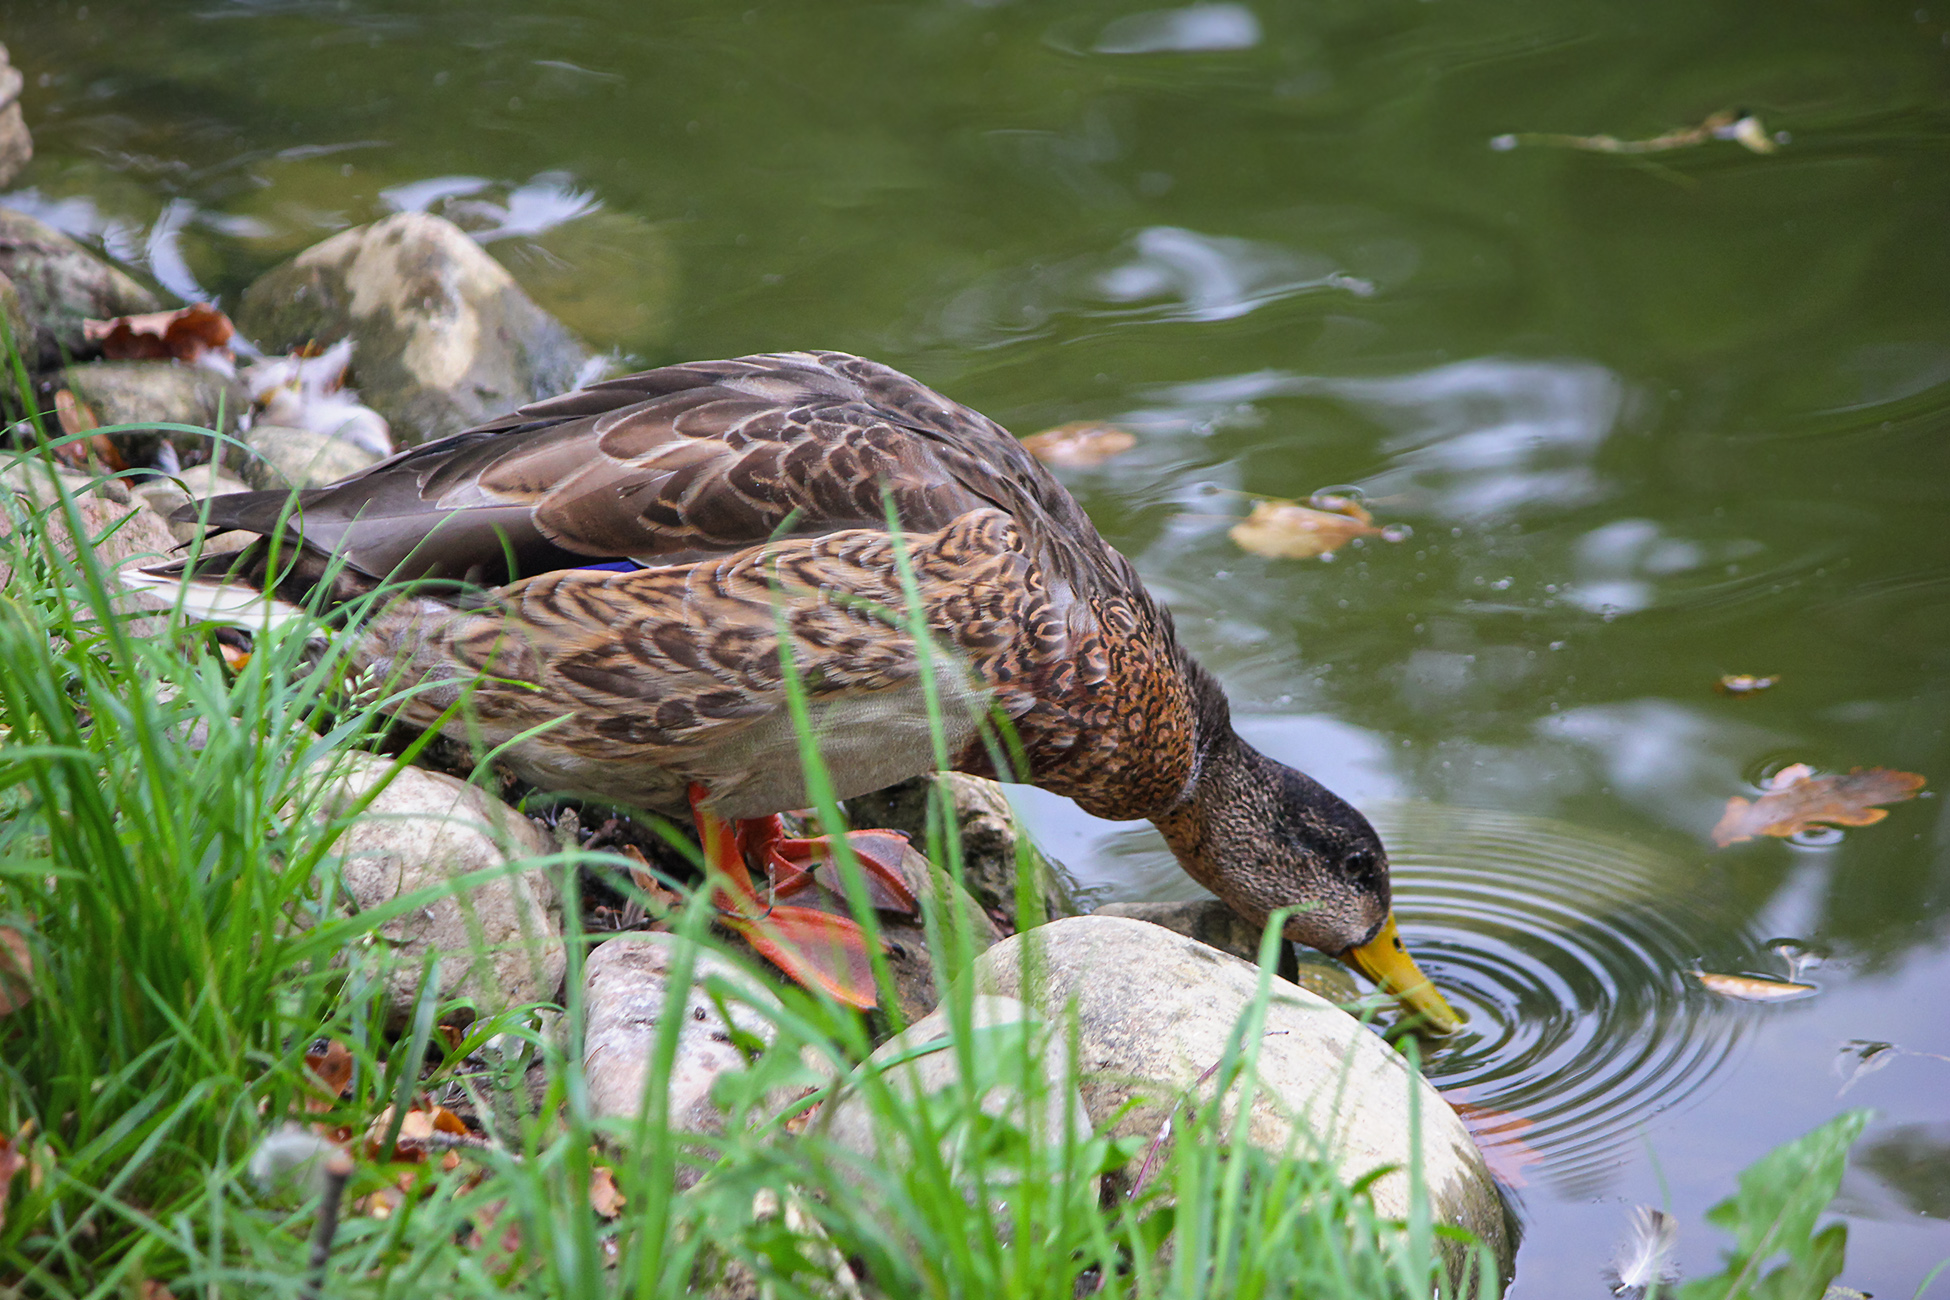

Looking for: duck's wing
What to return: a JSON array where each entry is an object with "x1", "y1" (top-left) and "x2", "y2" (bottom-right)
[{"x1": 180, "y1": 351, "x2": 1100, "y2": 589}]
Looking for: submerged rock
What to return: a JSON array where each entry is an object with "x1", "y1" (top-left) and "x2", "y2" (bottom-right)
[
  {"x1": 583, "y1": 932, "x2": 781, "y2": 1180},
  {"x1": 0, "y1": 209, "x2": 159, "y2": 369},
  {"x1": 971, "y1": 914, "x2": 1513, "y2": 1284},
  {"x1": 319, "y1": 754, "x2": 565, "y2": 1028},
  {"x1": 237, "y1": 212, "x2": 590, "y2": 445},
  {"x1": 845, "y1": 773, "x2": 1082, "y2": 933}
]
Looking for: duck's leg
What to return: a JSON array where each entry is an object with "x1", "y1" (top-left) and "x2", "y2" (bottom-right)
[
  {"x1": 736, "y1": 815, "x2": 919, "y2": 915},
  {"x1": 687, "y1": 785, "x2": 881, "y2": 1009}
]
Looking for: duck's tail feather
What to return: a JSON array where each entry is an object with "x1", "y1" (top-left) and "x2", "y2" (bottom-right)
[{"x1": 127, "y1": 536, "x2": 382, "y2": 632}]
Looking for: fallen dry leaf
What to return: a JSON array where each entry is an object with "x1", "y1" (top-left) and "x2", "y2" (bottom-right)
[
  {"x1": 1492, "y1": 109, "x2": 1777, "y2": 156},
  {"x1": 1229, "y1": 495, "x2": 1383, "y2": 560},
  {"x1": 363, "y1": 1104, "x2": 468, "y2": 1163},
  {"x1": 0, "y1": 925, "x2": 32, "y2": 1016},
  {"x1": 0, "y1": 1121, "x2": 26, "y2": 1231},
  {"x1": 1715, "y1": 673, "x2": 1780, "y2": 698},
  {"x1": 589, "y1": 1164, "x2": 626, "y2": 1218},
  {"x1": 83, "y1": 303, "x2": 235, "y2": 367},
  {"x1": 1712, "y1": 766, "x2": 1926, "y2": 847},
  {"x1": 50, "y1": 390, "x2": 126, "y2": 472},
  {"x1": 139, "y1": 1281, "x2": 178, "y2": 1300},
  {"x1": 304, "y1": 1039, "x2": 354, "y2": 1104},
  {"x1": 1020, "y1": 421, "x2": 1137, "y2": 469},
  {"x1": 1691, "y1": 970, "x2": 1818, "y2": 1002}
]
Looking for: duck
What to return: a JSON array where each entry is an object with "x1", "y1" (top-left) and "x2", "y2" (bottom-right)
[{"x1": 136, "y1": 350, "x2": 1459, "y2": 1029}]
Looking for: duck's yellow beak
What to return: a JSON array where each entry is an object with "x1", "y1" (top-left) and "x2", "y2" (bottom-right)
[{"x1": 1342, "y1": 914, "x2": 1464, "y2": 1034}]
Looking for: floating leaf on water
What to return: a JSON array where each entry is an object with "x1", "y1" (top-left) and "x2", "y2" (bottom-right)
[
  {"x1": 1711, "y1": 766, "x2": 1927, "y2": 847},
  {"x1": 1491, "y1": 109, "x2": 1778, "y2": 156},
  {"x1": 1020, "y1": 421, "x2": 1137, "y2": 468},
  {"x1": 1715, "y1": 673, "x2": 1780, "y2": 697},
  {"x1": 1691, "y1": 969, "x2": 1819, "y2": 1002},
  {"x1": 1603, "y1": 1205, "x2": 1679, "y2": 1299},
  {"x1": 83, "y1": 302, "x2": 236, "y2": 368},
  {"x1": 1229, "y1": 495, "x2": 1384, "y2": 560}
]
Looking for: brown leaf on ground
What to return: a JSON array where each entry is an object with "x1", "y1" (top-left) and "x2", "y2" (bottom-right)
[
  {"x1": 83, "y1": 303, "x2": 236, "y2": 366},
  {"x1": 138, "y1": 1282, "x2": 177, "y2": 1300},
  {"x1": 622, "y1": 844, "x2": 682, "y2": 912},
  {"x1": 363, "y1": 1104, "x2": 468, "y2": 1163},
  {"x1": 1711, "y1": 766, "x2": 1926, "y2": 847},
  {"x1": 465, "y1": 1196, "x2": 525, "y2": 1267},
  {"x1": 50, "y1": 390, "x2": 126, "y2": 472},
  {"x1": 304, "y1": 1039, "x2": 354, "y2": 1107},
  {"x1": 1020, "y1": 421, "x2": 1137, "y2": 469},
  {"x1": 589, "y1": 1164, "x2": 627, "y2": 1218},
  {"x1": 0, "y1": 925, "x2": 32, "y2": 1016},
  {"x1": 0, "y1": 1121, "x2": 27, "y2": 1230},
  {"x1": 1229, "y1": 495, "x2": 1382, "y2": 560},
  {"x1": 1446, "y1": 1098, "x2": 1545, "y2": 1189}
]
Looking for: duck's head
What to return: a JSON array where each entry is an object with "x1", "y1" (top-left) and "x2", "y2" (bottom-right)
[{"x1": 1154, "y1": 732, "x2": 1463, "y2": 1034}]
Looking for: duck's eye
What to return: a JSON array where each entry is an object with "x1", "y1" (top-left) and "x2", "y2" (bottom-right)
[{"x1": 1343, "y1": 849, "x2": 1381, "y2": 885}]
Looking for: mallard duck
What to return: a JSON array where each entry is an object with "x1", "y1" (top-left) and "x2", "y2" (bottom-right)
[{"x1": 137, "y1": 350, "x2": 1458, "y2": 1028}]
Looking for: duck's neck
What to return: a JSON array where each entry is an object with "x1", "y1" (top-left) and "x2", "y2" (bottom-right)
[{"x1": 1152, "y1": 723, "x2": 1275, "y2": 899}]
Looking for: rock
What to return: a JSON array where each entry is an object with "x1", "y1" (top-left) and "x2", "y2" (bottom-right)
[
  {"x1": 0, "y1": 459, "x2": 182, "y2": 595},
  {"x1": 845, "y1": 773, "x2": 1082, "y2": 933},
  {"x1": 582, "y1": 932, "x2": 781, "y2": 1168},
  {"x1": 1087, "y1": 898, "x2": 1362, "y2": 1003},
  {"x1": 232, "y1": 422, "x2": 380, "y2": 491},
  {"x1": 58, "y1": 360, "x2": 250, "y2": 465},
  {"x1": 819, "y1": 994, "x2": 1092, "y2": 1194},
  {"x1": 237, "y1": 212, "x2": 591, "y2": 445},
  {"x1": 132, "y1": 461, "x2": 253, "y2": 543},
  {"x1": 0, "y1": 209, "x2": 159, "y2": 369},
  {"x1": 970, "y1": 915, "x2": 1513, "y2": 1284},
  {"x1": 0, "y1": 45, "x2": 31, "y2": 188},
  {"x1": 319, "y1": 754, "x2": 565, "y2": 1027}
]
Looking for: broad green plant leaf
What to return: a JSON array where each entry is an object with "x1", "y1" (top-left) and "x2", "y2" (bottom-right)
[{"x1": 1678, "y1": 1109, "x2": 1870, "y2": 1300}]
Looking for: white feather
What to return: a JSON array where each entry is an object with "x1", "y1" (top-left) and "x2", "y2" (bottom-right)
[
  {"x1": 121, "y1": 567, "x2": 311, "y2": 632},
  {"x1": 1604, "y1": 1205, "x2": 1679, "y2": 1297}
]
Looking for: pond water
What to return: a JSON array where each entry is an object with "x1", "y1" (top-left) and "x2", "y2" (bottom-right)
[{"x1": 7, "y1": 0, "x2": 1949, "y2": 1291}]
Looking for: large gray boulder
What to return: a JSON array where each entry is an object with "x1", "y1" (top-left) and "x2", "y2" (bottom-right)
[
  {"x1": 583, "y1": 933, "x2": 782, "y2": 1176},
  {"x1": 0, "y1": 209, "x2": 160, "y2": 369},
  {"x1": 1089, "y1": 897, "x2": 1364, "y2": 1003},
  {"x1": 236, "y1": 212, "x2": 590, "y2": 445},
  {"x1": 970, "y1": 915, "x2": 1512, "y2": 1283},
  {"x1": 318, "y1": 754, "x2": 565, "y2": 1027},
  {"x1": 819, "y1": 994, "x2": 1092, "y2": 1193}
]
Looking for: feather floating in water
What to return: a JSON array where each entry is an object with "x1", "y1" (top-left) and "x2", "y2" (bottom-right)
[{"x1": 1604, "y1": 1205, "x2": 1679, "y2": 1298}]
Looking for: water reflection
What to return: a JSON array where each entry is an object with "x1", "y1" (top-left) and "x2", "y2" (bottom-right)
[{"x1": 1093, "y1": 4, "x2": 1263, "y2": 55}]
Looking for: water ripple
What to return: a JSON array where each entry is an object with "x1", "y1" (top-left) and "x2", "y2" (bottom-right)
[{"x1": 1368, "y1": 802, "x2": 1754, "y2": 1197}]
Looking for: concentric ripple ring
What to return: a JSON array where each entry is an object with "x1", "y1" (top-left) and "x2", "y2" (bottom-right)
[{"x1": 1367, "y1": 801, "x2": 1756, "y2": 1197}]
